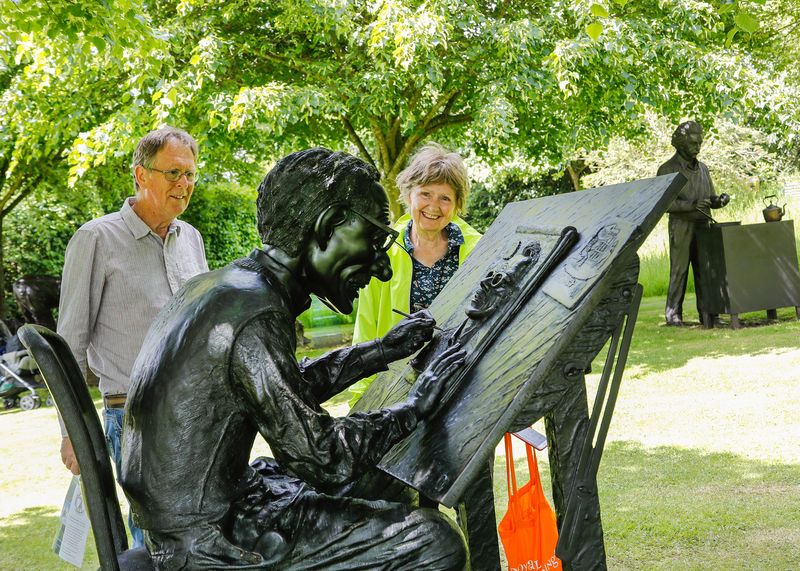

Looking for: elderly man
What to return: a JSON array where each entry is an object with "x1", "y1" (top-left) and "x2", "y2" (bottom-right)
[
  {"x1": 658, "y1": 121, "x2": 729, "y2": 326},
  {"x1": 57, "y1": 126, "x2": 209, "y2": 547},
  {"x1": 120, "y1": 148, "x2": 468, "y2": 571}
]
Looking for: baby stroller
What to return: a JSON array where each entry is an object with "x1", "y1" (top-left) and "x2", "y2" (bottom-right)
[{"x1": 0, "y1": 322, "x2": 52, "y2": 411}]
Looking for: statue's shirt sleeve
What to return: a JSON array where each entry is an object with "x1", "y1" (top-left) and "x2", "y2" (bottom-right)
[{"x1": 230, "y1": 313, "x2": 416, "y2": 489}]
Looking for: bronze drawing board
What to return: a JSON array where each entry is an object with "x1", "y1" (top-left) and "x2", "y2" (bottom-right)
[{"x1": 350, "y1": 173, "x2": 686, "y2": 507}]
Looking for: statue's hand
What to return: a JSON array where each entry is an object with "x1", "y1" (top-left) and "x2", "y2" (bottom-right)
[
  {"x1": 713, "y1": 193, "x2": 731, "y2": 208},
  {"x1": 695, "y1": 198, "x2": 712, "y2": 210},
  {"x1": 405, "y1": 344, "x2": 466, "y2": 418},
  {"x1": 381, "y1": 310, "x2": 436, "y2": 361}
]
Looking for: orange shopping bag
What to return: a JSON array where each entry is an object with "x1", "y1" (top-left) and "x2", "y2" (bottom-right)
[{"x1": 498, "y1": 433, "x2": 561, "y2": 571}]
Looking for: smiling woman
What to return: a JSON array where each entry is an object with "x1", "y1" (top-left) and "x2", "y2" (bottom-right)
[{"x1": 348, "y1": 143, "x2": 483, "y2": 406}]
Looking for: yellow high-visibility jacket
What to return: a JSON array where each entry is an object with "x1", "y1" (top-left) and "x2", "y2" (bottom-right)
[{"x1": 348, "y1": 214, "x2": 482, "y2": 406}]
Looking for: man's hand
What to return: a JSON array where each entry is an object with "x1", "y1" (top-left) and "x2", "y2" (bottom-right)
[
  {"x1": 61, "y1": 437, "x2": 80, "y2": 475},
  {"x1": 381, "y1": 310, "x2": 437, "y2": 361},
  {"x1": 695, "y1": 198, "x2": 712, "y2": 210},
  {"x1": 405, "y1": 344, "x2": 466, "y2": 418}
]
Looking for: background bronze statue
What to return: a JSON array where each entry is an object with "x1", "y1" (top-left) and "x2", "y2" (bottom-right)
[
  {"x1": 657, "y1": 121, "x2": 730, "y2": 326},
  {"x1": 12, "y1": 274, "x2": 61, "y2": 331},
  {"x1": 120, "y1": 148, "x2": 467, "y2": 571}
]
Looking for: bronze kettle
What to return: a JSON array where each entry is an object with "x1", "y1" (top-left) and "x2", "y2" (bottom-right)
[{"x1": 762, "y1": 195, "x2": 786, "y2": 222}]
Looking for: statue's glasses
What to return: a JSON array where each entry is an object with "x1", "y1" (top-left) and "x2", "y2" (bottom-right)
[
  {"x1": 146, "y1": 167, "x2": 198, "y2": 183},
  {"x1": 350, "y1": 209, "x2": 400, "y2": 253}
]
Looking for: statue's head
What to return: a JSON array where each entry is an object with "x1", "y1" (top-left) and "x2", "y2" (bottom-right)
[
  {"x1": 671, "y1": 121, "x2": 704, "y2": 161},
  {"x1": 257, "y1": 148, "x2": 395, "y2": 314}
]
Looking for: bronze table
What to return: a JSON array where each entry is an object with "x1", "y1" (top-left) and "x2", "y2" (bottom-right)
[{"x1": 696, "y1": 220, "x2": 800, "y2": 329}]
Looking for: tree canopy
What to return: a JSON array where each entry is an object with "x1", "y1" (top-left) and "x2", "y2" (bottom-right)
[
  {"x1": 1, "y1": 0, "x2": 799, "y2": 311},
  {"x1": 3, "y1": 0, "x2": 785, "y2": 216}
]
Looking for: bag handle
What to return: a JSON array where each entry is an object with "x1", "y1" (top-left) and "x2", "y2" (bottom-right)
[
  {"x1": 507, "y1": 433, "x2": 546, "y2": 499},
  {"x1": 526, "y1": 441, "x2": 539, "y2": 485},
  {"x1": 504, "y1": 433, "x2": 518, "y2": 499}
]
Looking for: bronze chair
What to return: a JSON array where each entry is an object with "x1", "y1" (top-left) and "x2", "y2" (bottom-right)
[{"x1": 18, "y1": 325, "x2": 154, "y2": 571}]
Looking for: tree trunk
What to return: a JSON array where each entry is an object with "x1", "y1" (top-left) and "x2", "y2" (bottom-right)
[
  {"x1": 566, "y1": 160, "x2": 589, "y2": 192},
  {"x1": 381, "y1": 175, "x2": 405, "y2": 222},
  {"x1": 566, "y1": 163, "x2": 581, "y2": 192}
]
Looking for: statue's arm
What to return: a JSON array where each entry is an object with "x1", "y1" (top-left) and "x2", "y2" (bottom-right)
[
  {"x1": 300, "y1": 311, "x2": 436, "y2": 401},
  {"x1": 232, "y1": 316, "x2": 418, "y2": 488},
  {"x1": 298, "y1": 339, "x2": 392, "y2": 402}
]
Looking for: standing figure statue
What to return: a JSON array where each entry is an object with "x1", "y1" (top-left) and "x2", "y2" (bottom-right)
[
  {"x1": 658, "y1": 121, "x2": 730, "y2": 326},
  {"x1": 120, "y1": 148, "x2": 468, "y2": 571}
]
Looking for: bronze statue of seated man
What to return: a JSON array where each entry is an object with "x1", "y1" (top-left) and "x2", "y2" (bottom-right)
[{"x1": 120, "y1": 148, "x2": 467, "y2": 571}]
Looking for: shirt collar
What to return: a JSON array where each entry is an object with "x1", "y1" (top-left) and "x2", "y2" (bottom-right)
[
  {"x1": 675, "y1": 153, "x2": 699, "y2": 172},
  {"x1": 121, "y1": 197, "x2": 180, "y2": 240},
  {"x1": 403, "y1": 220, "x2": 464, "y2": 254}
]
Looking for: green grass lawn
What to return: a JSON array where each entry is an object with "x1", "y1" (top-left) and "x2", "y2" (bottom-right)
[{"x1": 1, "y1": 295, "x2": 799, "y2": 570}]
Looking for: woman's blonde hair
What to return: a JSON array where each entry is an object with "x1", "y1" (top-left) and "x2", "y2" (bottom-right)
[{"x1": 396, "y1": 143, "x2": 470, "y2": 216}]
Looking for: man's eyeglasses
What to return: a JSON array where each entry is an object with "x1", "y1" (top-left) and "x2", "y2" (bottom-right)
[
  {"x1": 350, "y1": 209, "x2": 399, "y2": 253},
  {"x1": 146, "y1": 167, "x2": 198, "y2": 183}
]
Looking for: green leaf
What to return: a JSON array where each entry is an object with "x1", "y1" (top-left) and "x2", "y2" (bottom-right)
[
  {"x1": 590, "y1": 4, "x2": 610, "y2": 18},
  {"x1": 725, "y1": 27, "x2": 738, "y2": 48},
  {"x1": 91, "y1": 36, "x2": 107, "y2": 52},
  {"x1": 612, "y1": 0, "x2": 627, "y2": 5},
  {"x1": 735, "y1": 12, "x2": 759, "y2": 34},
  {"x1": 587, "y1": 22, "x2": 604, "y2": 41}
]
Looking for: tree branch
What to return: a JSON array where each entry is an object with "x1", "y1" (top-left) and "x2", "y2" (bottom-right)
[
  {"x1": 371, "y1": 122, "x2": 389, "y2": 175},
  {"x1": 419, "y1": 88, "x2": 461, "y2": 132},
  {"x1": 424, "y1": 113, "x2": 474, "y2": 134},
  {"x1": 0, "y1": 155, "x2": 10, "y2": 191},
  {"x1": 256, "y1": 51, "x2": 343, "y2": 93},
  {"x1": 0, "y1": 173, "x2": 24, "y2": 213},
  {"x1": 1, "y1": 180, "x2": 36, "y2": 219},
  {"x1": 387, "y1": 81, "x2": 422, "y2": 146},
  {"x1": 342, "y1": 116, "x2": 375, "y2": 168}
]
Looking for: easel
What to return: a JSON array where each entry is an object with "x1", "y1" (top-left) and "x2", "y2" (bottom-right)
[
  {"x1": 455, "y1": 264, "x2": 644, "y2": 571},
  {"x1": 352, "y1": 175, "x2": 686, "y2": 571}
]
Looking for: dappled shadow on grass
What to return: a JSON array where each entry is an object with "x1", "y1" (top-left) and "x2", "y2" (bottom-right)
[
  {"x1": 599, "y1": 441, "x2": 800, "y2": 570},
  {"x1": 493, "y1": 440, "x2": 800, "y2": 570},
  {"x1": 620, "y1": 296, "x2": 800, "y2": 376},
  {"x1": 0, "y1": 506, "x2": 98, "y2": 571}
]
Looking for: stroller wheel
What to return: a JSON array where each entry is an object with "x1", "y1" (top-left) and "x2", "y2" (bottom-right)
[
  {"x1": 45, "y1": 394, "x2": 55, "y2": 407},
  {"x1": 19, "y1": 394, "x2": 41, "y2": 411},
  {"x1": 3, "y1": 397, "x2": 17, "y2": 410}
]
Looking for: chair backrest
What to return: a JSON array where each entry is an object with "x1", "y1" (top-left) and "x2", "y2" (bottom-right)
[{"x1": 19, "y1": 324, "x2": 127, "y2": 571}]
